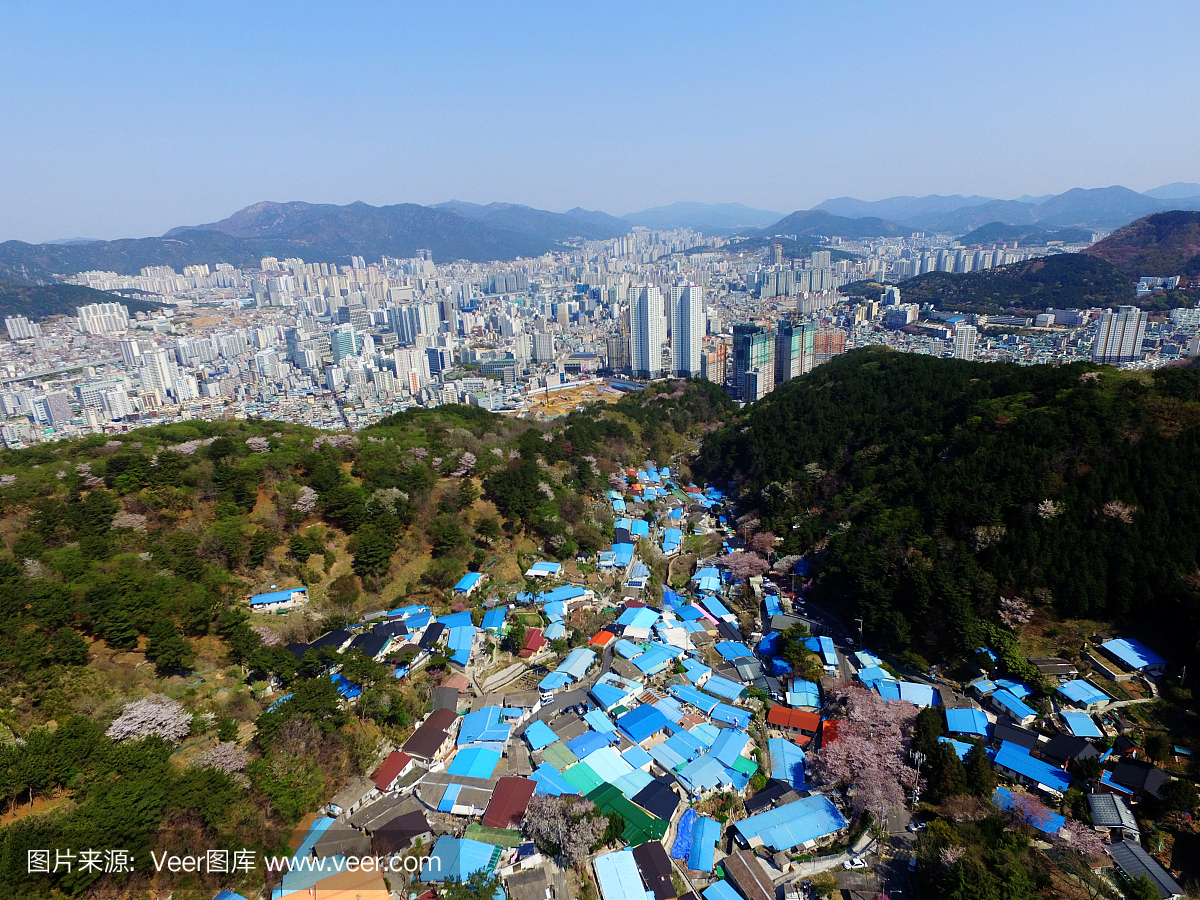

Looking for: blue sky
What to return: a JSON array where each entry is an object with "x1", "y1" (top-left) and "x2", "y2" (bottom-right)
[{"x1": 2, "y1": 1, "x2": 1198, "y2": 241}]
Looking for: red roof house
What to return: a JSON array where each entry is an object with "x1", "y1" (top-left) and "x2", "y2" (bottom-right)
[
  {"x1": 371, "y1": 750, "x2": 414, "y2": 793},
  {"x1": 481, "y1": 776, "x2": 537, "y2": 829},
  {"x1": 518, "y1": 628, "x2": 547, "y2": 659}
]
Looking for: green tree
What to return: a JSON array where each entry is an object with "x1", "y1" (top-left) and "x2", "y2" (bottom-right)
[
  {"x1": 144, "y1": 621, "x2": 195, "y2": 672},
  {"x1": 483, "y1": 460, "x2": 541, "y2": 527},
  {"x1": 1143, "y1": 732, "x2": 1171, "y2": 764},
  {"x1": 103, "y1": 611, "x2": 140, "y2": 650},
  {"x1": 248, "y1": 754, "x2": 324, "y2": 824},
  {"x1": 427, "y1": 514, "x2": 469, "y2": 557},
  {"x1": 423, "y1": 556, "x2": 465, "y2": 590},
  {"x1": 327, "y1": 573, "x2": 361, "y2": 607},
  {"x1": 50, "y1": 628, "x2": 88, "y2": 666},
  {"x1": 925, "y1": 742, "x2": 968, "y2": 802},
  {"x1": 475, "y1": 516, "x2": 501, "y2": 545},
  {"x1": 247, "y1": 529, "x2": 273, "y2": 568},
  {"x1": 443, "y1": 872, "x2": 503, "y2": 900},
  {"x1": 964, "y1": 741, "x2": 997, "y2": 799},
  {"x1": 348, "y1": 525, "x2": 396, "y2": 578},
  {"x1": 808, "y1": 872, "x2": 837, "y2": 899},
  {"x1": 1124, "y1": 874, "x2": 1162, "y2": 900},
  {"x1": 912, "y1": 706, "x2": 947, "y2": 758},
  {"x1": 457, "y1": 479, "x2": 480, "y2": 506},
  {"x1": 1160, "y1": 778, "x2": 1199, "y2": 812}
]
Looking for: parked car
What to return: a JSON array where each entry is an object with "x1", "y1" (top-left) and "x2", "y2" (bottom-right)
[
  {"x1": 906, "y1": 820, "x2": 926, "y2": 833},
  {"x1": 843, "y1": 857, "x2": 867, "y2": 870}
]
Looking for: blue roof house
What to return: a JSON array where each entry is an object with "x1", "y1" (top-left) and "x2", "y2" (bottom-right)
[
  {"x1": 1100, "y1": 638, "x2": 1168, "y2": 675},
  {"x1": 1057, "y1": 679, "x2": 1109, "y2": 711},
  {"x1": 989, "y1": 689, "x2": 1038, "y2": 725},
  {"x1": 945, "y1": 707, "x2": 990, "y2": 737},
  {"x1": 993, "y1": 742, "x2": 1071, "y2": 795},
  {"x1": 420, "y1": 835, "x2": 498, "y2": 883},
  {"x1": 453, "y1": 572, "x2": 484, "y2": 596},
  {"x1": 247, "y1": 586, "x2": 308, "y2": 610},
  {"x1": 733, "y1": 793, "x2": 848, "y2": 851}
]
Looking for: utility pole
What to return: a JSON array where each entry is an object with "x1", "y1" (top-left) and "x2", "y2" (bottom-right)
[
  {"x1": 856, "y1": 617, "x2": 864, "y2": 646},
  {"x1": 909, "y1": 750, "x2": 926, "y2": 811}
]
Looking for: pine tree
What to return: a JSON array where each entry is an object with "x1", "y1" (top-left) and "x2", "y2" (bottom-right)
[{"x1": 964, "y1": 741, "x2": 997, "y2": 799}]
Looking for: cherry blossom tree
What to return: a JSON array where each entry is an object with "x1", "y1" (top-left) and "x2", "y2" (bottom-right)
[
  {"x1": 252, "y1": 625, "x2": 282, "y2": 646},
  {"x1": 106, "y1": 696, "x2": 192, "y2": 743},
  {"x1": 718, "y1": 551, "x2": 770, "y2": 581},
  {"x1": 292, "y1": 486, "x2": 317, "y2": 515},
  {"x1": 998, "y1": 596, "x2": 1033, "y2": 629},
  {"x1": 1007, "y1": 791, "x2": 1058, "y2": 833},
  {"x1": 245, "y1": 436, "x2": 270, "y2": 453},
  {"x1": 194, "y1": 741, "x2": 249, "y2": 773},
  {"x1": 810, "y1": 682, "x2": 919, "y2": 823},
  {"x1": 522, "y1": 794, "x2": 609, "y2": 865},
  {"x1": 1054, "y1": 818, "x2": 1107, "y2": 859},
  {"x1": 312, "y1": 435, "x2": 357, "y2": 450},
  {"x1": 749, "y1": 532, "x2": 778, "y2": 555},
  {"x1": 450, "y1": 452, "x2": 477, "y2": 477}
]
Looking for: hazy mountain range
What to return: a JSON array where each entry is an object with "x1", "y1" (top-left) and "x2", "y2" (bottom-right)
[
  {"x1": 814, "y1": 184, "x2": 1200, "y2": 233},
  {"x1": 2, "y1": 185, "x2": 1199, "y2": 279}
]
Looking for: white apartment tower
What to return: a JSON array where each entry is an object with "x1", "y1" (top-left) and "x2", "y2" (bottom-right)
[
  {"x1": 630, "y1": 285, "x2": 666, "y2": 380},
  {"x1": 952, "y1": 325, "x2": 978, "y2": 361},
  {"x1": 139, "y1": 348, "x2": 177, "y2": 399},
  {"x1": 671, "y1": 283, "x2": 704, "y2": 378},
  {"x1": 1092, "y1": 306, "x2": 1147, "y2": 364},
  {"x1": 78, "y1": 302, "x2": 131, "y2": 337}
]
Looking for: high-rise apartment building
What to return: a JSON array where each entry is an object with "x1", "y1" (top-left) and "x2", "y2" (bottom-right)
[
  {"x1": 4, "y1": 316, "x2": 39, "y2": 340},
  {"x1": 671, "y1": 283, "x2": 704, "y2": 377},
  {"x1": 388, "y1": 303, "x2": 440, "y2": 345},
  {"x1": 78, "y1": 302, "x2": 131, "y2": 337},
  {"x1": 701, "y1": 345, "x2": 727, "y2": 385},
  {"x1": 605, "y1": 334, "x2": 628, "y2": 374},
  {"x1": 139, "y1": 348, "x2": 177, "y2": 400},
  {"x1": 732, "y1": 323, "x2": 774, "y2": 401},
  {"x1": 630, "y1": 285, "x2": 665, "y2": 379},
  {"x1": 330, "y1": 324, "x2": 358, "y2": 363},
  {"x1": 532, "y1": 332, "x2": 555, "y2": 363},
  {"x1": 813, "y1": 329, "x2": 847, "y2": 367},
  {"x1": 1092, "y1": 306, "x2": 1147, "y2": 363},
  {"x1": 952, "y1": 325, "x2": 978, "y2": 361},
  {"x1": 393, "y1": 347, "x2": 430, "y2": 394},
  {"x1": 119, "y1": 338, "x2": 142, "y2": 368},
  {"x1": 774, "y1": 320, "x2": 814, "y2": 385}
]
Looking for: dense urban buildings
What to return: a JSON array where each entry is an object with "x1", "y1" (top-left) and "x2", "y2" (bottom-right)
[{"x1": 0, "y1": 221, "x2": 1194, "y2": 448}]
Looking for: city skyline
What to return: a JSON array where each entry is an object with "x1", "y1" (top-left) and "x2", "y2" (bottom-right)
[{"x1": 3, "y1": 2, "x2": 1200, "y2": 242}]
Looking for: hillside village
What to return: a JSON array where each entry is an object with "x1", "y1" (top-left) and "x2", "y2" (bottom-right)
[{"x1": 230, "y1": 463, "x2": 1192, "y2": 900}]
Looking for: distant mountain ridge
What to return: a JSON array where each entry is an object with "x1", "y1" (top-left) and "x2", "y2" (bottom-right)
[
  {"x1": 815, "y1": 194, "x2": 996, "y2": 221},
  {"x1": 809, "y1": 184, "x2": 1200, "y2": 233},
  {"x1": 758, "y1": 209, "x2": 904, "y2": 240},
  {"x1": 621, "y1": 201, "x2": 782, "y2": 232},
  {"x1": 4, "y1": 184, "x2": 1200, "y2": 280}
]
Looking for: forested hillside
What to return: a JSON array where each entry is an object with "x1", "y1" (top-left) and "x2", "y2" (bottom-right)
[
  {"x1": 0, "y1": 280, "x2": 165, "y2": 322},
  {"x1": 699, "y1": 348, "x2": 1200, "y2": 665},
  {"x1": 899, "y1": 253, "x2": 1135, "y2": 314},
  {"x1": 0, "y1": 379, "x2": 730, "y2": 898},
  {"x1": 1084, "y1": 210, "x2": 1200, "y2": 277}
]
